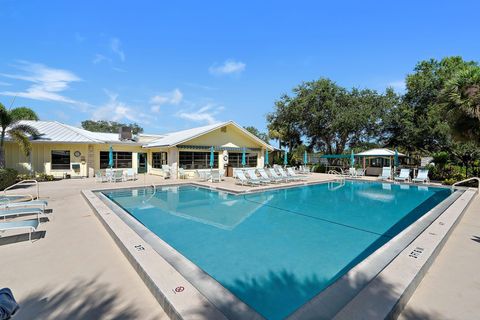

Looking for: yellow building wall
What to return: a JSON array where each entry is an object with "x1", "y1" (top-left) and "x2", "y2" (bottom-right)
[{"x1": 5, "y1": 142, "x2": 146, "y2": 178}]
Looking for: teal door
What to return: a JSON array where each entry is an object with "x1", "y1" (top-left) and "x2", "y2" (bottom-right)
[{"x1": 138, "y1": 153, "x2": 147, "y2": 173}]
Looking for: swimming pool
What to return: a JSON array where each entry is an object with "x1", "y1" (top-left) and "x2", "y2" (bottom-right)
[{"x1": 102, "y1": 181, "x2": 452, "y2": 319}]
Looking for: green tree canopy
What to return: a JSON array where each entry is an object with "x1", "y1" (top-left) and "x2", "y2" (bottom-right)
[
  {"x1": 243, "y1": 126, "x2": 270, "y2": 143},
  {"x1": 267, "y1": 78, "x2": 397, "y2": 154},
  {"x1": 81, "y1": 120, "x2": 144, "y2": 134}
]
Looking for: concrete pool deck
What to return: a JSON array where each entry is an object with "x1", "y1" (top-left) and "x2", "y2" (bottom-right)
[{"x1": 0, "y1": 174, "x2": 478, "y2": 319}]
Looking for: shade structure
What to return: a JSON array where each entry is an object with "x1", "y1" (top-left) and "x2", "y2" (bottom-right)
[
  {"x1": 264, "y1": 150, "x2": 269, "y2": 167},
  {"x1": 241, "y1": 147, "x2": 246, "y2": 166},
  {"x1": 394, "y1": 149, "x2": 399, "y2": 167},
  {"x1": 350, "y1": 150, "x2": 355, "y2": 167},
  {"x1": 284, "y1": 149, "x2": 288, "y2": 166},
  {"x1": 108, "y1": 145, "x2": 114, "y2": 168},
  {"x1": 304, "y1": 151, "x2": 308, "y2": 165},
  {"x1": 209, "y1": 146, "x2": 215, "y2": 168}
]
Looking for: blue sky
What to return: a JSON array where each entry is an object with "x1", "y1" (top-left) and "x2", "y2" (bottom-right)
[{"x1": 1, "y1": 0, "x2": 479, "y2": 134}]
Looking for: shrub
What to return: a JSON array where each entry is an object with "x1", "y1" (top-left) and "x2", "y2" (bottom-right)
[
  {"x1": 0, "y1": 168, "x2": 18, "y2": 190},
  {"x1": 36, "y1": 173, "x2": 55, "y2": 181}
]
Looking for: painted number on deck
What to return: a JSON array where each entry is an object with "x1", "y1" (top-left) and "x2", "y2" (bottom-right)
[
  {"x1": 134, "y1": 244, "x2": 145, "y2": 251},
  {"x1": 409, "y1": 247, "x2": 424, "y2": 259},
  {"x1": 173, "y1": 286, "x2": 185, "y2": 294}
]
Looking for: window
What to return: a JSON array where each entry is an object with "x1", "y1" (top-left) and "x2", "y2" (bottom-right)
[
  {"x1": 228, "y1": 152, "x2": 258, "y2": 167},
  {"x1": 179, "y1": 151, "x2": 218, "y2": 169},
  {"x1": 51, "y1": 150, "x2": 71, "y2": 170},
  {"x1": 100, "y1": 151, "x2": 132, "y2": 169},
  {"x1": 152, "y1": 152, "x2": 168, "y2": 169}
]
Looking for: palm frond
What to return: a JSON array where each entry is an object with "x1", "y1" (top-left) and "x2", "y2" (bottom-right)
[
  {"x1": 10, "y1": 123, "x2": 40, "y2": 138},
  {"x1": 9, "y1": 129, "x2": 32, "y2": 157}
]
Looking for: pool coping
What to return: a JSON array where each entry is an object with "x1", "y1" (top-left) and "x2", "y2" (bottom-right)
[{"x1": 82, "y1": 181, "x2": 477, "y2": 320}]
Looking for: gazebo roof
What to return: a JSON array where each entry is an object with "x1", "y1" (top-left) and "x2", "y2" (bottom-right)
[{"x1": 356, "y1": 148, "x2": 406, "y2": 157}]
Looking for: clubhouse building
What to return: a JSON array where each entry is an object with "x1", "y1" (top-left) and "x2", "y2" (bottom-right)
[{"x1": 4, "y1": 120, "x2": 274, "y2": 179}]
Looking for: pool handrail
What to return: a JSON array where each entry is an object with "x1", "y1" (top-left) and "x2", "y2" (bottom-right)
[
  {"x1": 3, "y1": 179, "x2": 39, "y2": 201},
  {"x1": 452, "y1": 177, "x2": 479, "y2": 194}
]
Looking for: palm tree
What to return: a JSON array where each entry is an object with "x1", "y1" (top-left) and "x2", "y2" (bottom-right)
[
  {"x1": 0, "y1": 103, "x2": 39, "y2": 169},
  {"x1": 442, "y1": 65, "x2": 480, "y2": 143}
]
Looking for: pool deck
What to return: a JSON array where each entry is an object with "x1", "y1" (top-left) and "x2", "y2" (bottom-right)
[{"x1": 0, "y1": 173, "x2": 478, "y2": 319}]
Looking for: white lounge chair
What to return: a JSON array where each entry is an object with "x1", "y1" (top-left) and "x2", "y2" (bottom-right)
[
  {"x1": 379, "y1": 167, "x2": 392, "y2": 181},
  {"x1": 356, "y1": 168, "x2": 366, "y2": 178},
  {"x1": 257, "y1": 168, "x2": 279, "y2": 183},
  {"x1": 0, "y1": 219, "x2": 40, "y2": 241},
  {"x1": 394, "y1": 169, "x2": 411, "y2": 183},
  {"x1": 0, "y1": 208, "x2": 43, "y2": 221},
  {"x1": 162, "y1": 165, "x2": 171, "y2": 179},
  {"x1": 0, "y1": 199, "x2": 48, "y2": 211},
  {"x1": 268, "y1": 168, "x2": 288, "y2": 182},
  {"x1": 246, "y1": 169, "x2": 269, "y2": 184},
  {"x1": 178, "y1": 168, "x2": 187, "y2": 179},
  {"x1": 413, "y1": 169, "x2": 430, "y2": 184},
  {"x1": 235, "y1": 170, "x2": 261, "y2": 186},
  {"x1": 95, "y1": 170, "x2": 108, "y2": 183},
  {"x1": 210, "y1": 170, "x2": 221, "y2": 183},
  {"x1": 196, "y1": 170, "x2": 210, "y2": 181},
  {"x1": 287, "y1": 167, "x2": 307, "y2": 180},
  {"x1": 124, "y1": 169, "x2": 137, "y2": 181},
  {"x1": 277, "y1": 167, "x2": 300, "y2": 181},
  {"x1": 111, "y1": 170, "x2": 124, "y2": 183}
]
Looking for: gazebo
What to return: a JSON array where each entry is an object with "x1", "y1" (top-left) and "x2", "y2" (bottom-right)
[{"x1": 356, "y1": 148, "x2": 406, "y2": 176}]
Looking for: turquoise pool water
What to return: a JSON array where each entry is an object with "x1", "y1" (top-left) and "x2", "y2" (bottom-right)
[{"x1": 103, "y1": 181, "x2": 451, "y2": 319}]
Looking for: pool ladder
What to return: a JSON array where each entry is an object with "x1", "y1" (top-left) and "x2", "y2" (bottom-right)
[{"x1": 142, "y1": 184, "x2": 157, "y2": 203}]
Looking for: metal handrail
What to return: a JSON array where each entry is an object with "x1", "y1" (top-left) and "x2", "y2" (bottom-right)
[
  {"x1": 3, "y1": 179, "x2": 39, "y2": 200},
  {"x1": 452, "y1": 177, "x2": 479, "y2": 193},
  {"x1": 142, "y1": 184, "x2": 157, "y2": 203}
]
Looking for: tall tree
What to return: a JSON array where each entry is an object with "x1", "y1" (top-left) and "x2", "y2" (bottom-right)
[
  {"x1": 243, "y1": 126, "x2": 270, "y2": 143},
  {"x1": 0, "y1": 104, "x2": 39, "y2": 168},
  {"x1": 81, "y1": 120, "x2": 144, "y2": 134},
  {"x1": 441, "y1": 64, "x2": 480, "y2": 143},
  {"x1": 267, "y1": 78, "x2": 397, "y2": 154},
  {"x1": 266, "y1": 94, "x2": 303, "y2": 150}
]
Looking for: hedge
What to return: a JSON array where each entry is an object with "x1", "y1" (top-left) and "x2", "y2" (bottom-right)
[{"x1": 0, "y1": 168, "x2": 18, "y2": 190}]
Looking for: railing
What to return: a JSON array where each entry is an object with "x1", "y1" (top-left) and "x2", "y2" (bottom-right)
[
  {"x1": 3, "y1": 179, "x2": 39, "y2": 201},
  {"x1": 452, "y1": 177, "x2": 480, "y2": 194},
  {"x1": 142, "y1": 184, "x2": 157, "y2": 203},
  {"x1": 327, "y1": 169, "x2": 345, "y2": 181}
]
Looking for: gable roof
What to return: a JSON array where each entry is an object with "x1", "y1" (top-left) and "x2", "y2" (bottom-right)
[
  {"x1": 6, "y1": 121, "x2": 141, "y2": 144},
  {"x1": 144, "y1": 120, "x2": 274, "y2": 150}
]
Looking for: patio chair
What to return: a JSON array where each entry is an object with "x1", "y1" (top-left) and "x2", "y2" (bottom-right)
[
  {"x1": 111, "y1": 170, "x2": 124, "y2": 183},
  {"x1": 413, "y1": 169, "x2": 430, "y2": 184},
  {"x1": 257, "y1": 168, "x2": 279, "y2": 183},
  {"x1": 277, "y1": 167, "x2": 300, "y2": 181},
  {"x1": 162, "y1": 165, "x2": 171, "y2": 179},
  {"x1": 196, "y1": 170, "x2": 210, "y2": 181},
  {"x1": 267, "y1": 168, "x2": 288, "y2": 182},
  {"x1": 210, "y1": 170, "x2": 221, "y2": 183},
  {"x1": 246, "y1": 169, "x2": 269, "y2": 184},
  {"x1": 235, "y1": 170, "x2": 261, "y2": 186},
  {"x1": 347, "y1": 167, "x2": 357, "y2": 178},
  {"x1": 394, "y1": 168, "x2": 411, "y2": 183},
  {"x1": 178, "y1": 168, "x2": 187, "y2": 179},
  {"x1": 356, "y1": 168, "x2": 366, "y2": 178},
  {"x1": 0, "y1": 208, "x2": 44, "y2": 221},
  {"x1": 0, "y1": 219, "x2": 40, "y2": 241},
  {"x1": 286, "y1": 167, "x2": 307, "y2": 180},
  {"x1": 125, "y1": 169, "x2": 137, "y2": 181},
  {"x1": 95, "y1": 170, "x2": 108, "y2": 183},
  {"x1": 378, "y1": 167, "x2": 392, "y2": 181}
]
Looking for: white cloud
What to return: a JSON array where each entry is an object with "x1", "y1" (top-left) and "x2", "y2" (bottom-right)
[
  {"x1": 176, "y1": 103, "x2": 223, "y2": 125},
  {"x1": 93, "y1": 90, "x2": 147, "y2": 123},
  {"x1": 0, "y1": 61, "x2": 86, "y2": 106},
  {"x1": 150, "y1": 89, "x2": 183, "y2": 112},
  {"x1": 209, "y1": 59, "x2": 246, "y2": 75},
  {"x1": 93, "y1": 54, "x2": 110, "y2": 64},
  {"x1": 110, "y1": 38, "x2": 125, "y2": 62},
  {"x1": 0, "y1": 81, "x2": 11, "y2": 86},
  {"x1": 388, "y1": 80, "x2": 406, "y2": 92}
]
